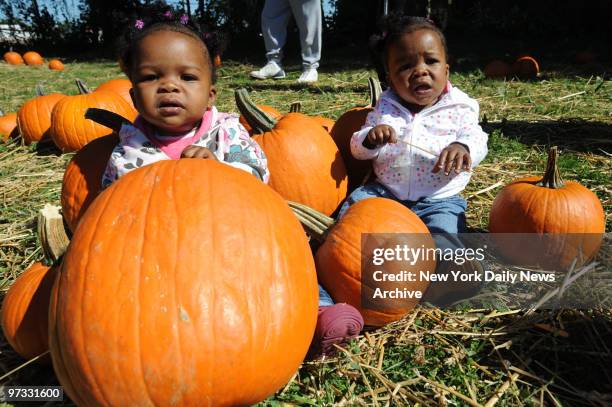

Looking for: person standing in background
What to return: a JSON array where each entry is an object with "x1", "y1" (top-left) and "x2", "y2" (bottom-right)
[{"x1": 250, "y1": 0, "x2": 321, "y2": 83}]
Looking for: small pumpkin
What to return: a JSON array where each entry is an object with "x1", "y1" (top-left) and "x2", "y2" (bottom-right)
[
  {"x1": 3, "y1": 51, "x2": 23, "y2": 65},
  {"x1": 50, "y1": 159, "x2": 318, "y2": 406},
  {"x1": 48, "y1": 59, "x2": 65, "y2": 71},
  {"x1": 512, "y1": 55, "x2": 540, "y2": 79},
  {"x1": 23, "y1": 51, "x2": 44, "y2": 65},
  {"x1": 213, "y1": 54, "x2": 222, "y2": 67},
  {"x1": 61, "y1": 133, "x2": 118, "y2": 232},
  {"x1": 330, "y1": 77, "x2": 382, "y2": 192},
  {"x1": 50, "y1": 80, "x2": 137, "y2": 152},
  {"x1": 0, "y1": 110, "x2": 18, "y2": 142},
  {"x1": 290, "y1": 198, "x2": 434, "y2": 327},
  {"x1": 489, "y1": 147, "x2": 605, "y2": 269},
  {"x1": 236, "y1": 88, "x2": 348, "y2": 216},
  {"x1": 16, "y1": 85, "x2": 66, "y2": 144},
  {"x1": 1, "y1": 262, "x2": 58, "y2": 362},
  {"x1": 484, "y1": 60, "x2": 512, "y2": 79}
]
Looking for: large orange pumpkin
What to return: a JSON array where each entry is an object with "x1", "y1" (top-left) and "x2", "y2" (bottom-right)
[
  {"x1": 49, "y1": 159, "x2": 318, "y2": 406},
  {"x1": 330, "y1": 77, "x2": 381, "y2": 192},
  {"x1": 48, "y1": 59, "x2": 65, "y2": 71},
  {"x1": 17, "y1": 87, "x2": 65, "y2": 144},
  {"x1": 50, "y1": 88, "x2": 136, "y2": 152},
  {"x1": 95, "y1": 78, "x2": 134, "y2": 108},
  {"x1": 61, "y1": 134, "x2": 118, "y2": 232},
  {"x1": 291, "y1": 198, "x2": 434, "y2": 327},
  {"x1": 3, "y1": 51, "x2": 23, "y2": 65},
  {"x1": 287, "y1": 102, "x2": 335, "y2": 133},
  {"x1": 0, "y1": 111, "x2": 17, "y2": 142},
  {"x1": 236, "y1": 89, "x2": 348, "y2": 216},
  {"x1": 489, "y1": 147, "x2": 605, "y2": 269},
  {"x1": 512, "y1": 55, "x2": 540, "y2": 79},
  {"x1": 484, "y1": 60, "x2": 512, "y2": 79},
  {"x1": 1, "y1": 262, "x2": 58, "y2": 362},
  {"x1": 23, "y1": 51, "x2": 43, "y2": 65}
]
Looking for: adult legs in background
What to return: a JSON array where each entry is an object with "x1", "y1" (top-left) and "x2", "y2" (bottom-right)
[
  {"x1": 250, "y1": 0, "x2": 290, "y2": 79},
  {"x1": 289, "y1": 0, "x2": 322, "y2": 71}
]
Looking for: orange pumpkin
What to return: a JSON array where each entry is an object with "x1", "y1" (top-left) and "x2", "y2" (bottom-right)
[
  {"x1": 50, "y1": 88, "x2": 136, "y2": 152},
  {"x1": 95, "y1": 78, "x2": 134, "y2": 108},
  {"x1": 239, "y1": 104, "x2": 282, "y2": 135},
  {"x1": 489, "y1": 147, "x2": 605, "y2": 269},
  {"x1": 484, "y1": 60, "x2": 512, "y2": 79},
  {"x1": 61, "y1": 134, "x2": 118, "y2": 232},
  {"x1": 213, "y1": 54, "x2": 222, "y2": 67},
  {"x1": 49, "y1": 159, "x2": 318, "y2": 406},
  {"x1": 287, "y1": 102, "x2": 335, "y2": 133},
  {"x1": 236, "y1": 89, "x2": 348, "y2": 216},
  {"x1": 291, "y1": 198, "x2": 434, "y2": 327},
  {"x1": 3, "y1": 51, "x2": 23, "y2": 65},
  {"x1": 48, "y1": 59, "x2": 65, "y2": 71},
  {"x1": 512, "y1": 55, "x2": 540, "y2": 79},
  {"x1": 0, "y1": 111, "x2": 17, "y2": 142},
  {"x1": 16, "y1": 88, "x2": 65, "y2": 144},
  {"x1": 1, "y1": 262, "x2": 58, "y2": 362},
  {"x1": 330, "y1": 77, "x2": 381, "y2": 192},
  {"x1": 23, "y1": 51, "x2": 43, "y2": 65}
]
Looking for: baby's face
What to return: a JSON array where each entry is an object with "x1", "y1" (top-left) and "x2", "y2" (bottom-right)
[
  {"x1": 129, "y1": 30, "x2": 216, "y2": 136},
  {"x1": 386, "y1": 29, "x2": 449, "y2": 112}
]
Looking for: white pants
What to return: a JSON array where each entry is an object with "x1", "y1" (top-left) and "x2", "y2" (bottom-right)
[{"x1": 261, "y1": 0, "x2": 322, "y2": 69}]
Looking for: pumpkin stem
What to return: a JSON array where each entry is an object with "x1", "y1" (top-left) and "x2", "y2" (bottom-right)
[
  {"x1": 234, "y1": 88, "x2": 277, "y2": 134},
  {"x1": 75, "y1": 79, "x2": 91, "y2": 94},
  {"x1": 38, "y1": 204, "x2": 70, "y2": 264},
  {"x1": 287, "y1": 201, "x2": 335, "y2": 243},
  {"x1": 368, "y1": 77, "x2": 382, "y2": 107},
  {"x1": 85, "y1": 108, "x2": 132, "y2": 132},
  {"x1": 536, "y1": 146, "x2": 565, "y2": 189},
  {"x1": 289, "y1": 102, "x2": 301, "y2": 113},
  {"x1": 35, "y1": 83, "x2": 45, "y2": 96}
]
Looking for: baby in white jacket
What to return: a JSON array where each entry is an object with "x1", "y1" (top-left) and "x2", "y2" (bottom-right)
[{"x1": 339, "y1": 14, "x2": 488, "y2": 236}]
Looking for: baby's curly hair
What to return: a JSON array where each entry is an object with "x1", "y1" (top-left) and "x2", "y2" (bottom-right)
[
  {"x1": 369, "y1": 13, "x2": 447, "y2": 88},
  {"x1": 119, "y1": 10, "x2": 222, "y2": 83}
]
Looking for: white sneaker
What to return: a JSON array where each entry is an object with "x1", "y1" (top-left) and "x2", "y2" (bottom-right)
[
  {"x1": 297, "y1": 68, "x2": 318, "y2": 83},
  {"x1": 250, "y1": 61, "x2": 286, "y2": 79}
]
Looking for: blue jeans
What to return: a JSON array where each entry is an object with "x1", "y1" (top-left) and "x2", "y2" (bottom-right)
[
  {"x1": 337, "y1": 182, "x2": 467, "y2": 234},
  {"x1": 319, "y1": 284, "x2": 334, "y2": 307}
]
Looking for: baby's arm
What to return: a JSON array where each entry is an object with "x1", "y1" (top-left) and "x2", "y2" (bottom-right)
[
  {"x1": 217, "y1": 119, "x2": 270, "y2": 183},
  {"x1": 181, "y1": 145, "x2": 218, "y2": 160},
  {"x1": 350, "y1": 106, "x2": 389, "y2": 160}
]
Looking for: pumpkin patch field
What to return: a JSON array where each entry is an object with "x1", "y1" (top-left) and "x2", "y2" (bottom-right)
[{"x1": 0, "y1": 59, "x2": 610, "y2": 405}]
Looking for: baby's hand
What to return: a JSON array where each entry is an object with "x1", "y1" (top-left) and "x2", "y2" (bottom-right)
[
  {"x1": 432, "y1": 143, "x2": 471, "y2": 175},
  {"x1": 365, "y1": 125, "x2": 397, "y2": 147},
  {"x1": 181, "y1": 146, "x2": 218, "y2": 160}
]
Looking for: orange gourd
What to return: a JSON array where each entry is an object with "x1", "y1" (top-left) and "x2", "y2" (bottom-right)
[
  {"x1": 50, "y1": 81, "x2": 136, "y2": 152},
  {"x1": 236, "y1": 88, "x2": 348, "y2": 216},
  {"x1": 95, "y1": 78, "x2": 134, "y2": 108},
  {"x1": 61, "y1": 134, "x2": 118, "y2": 232},
  {"x1": 49, "y1": 159, "x2": 318, "y2": 406},
  {"x1": 330, "y1": 77, "x2": 381, "y2": 191},
  {"x1": 489, "y1": 147, "x2": 605, "y2": 269},
  {"x1": 1, "y1": 262, "x2": 58, "y2": 362},
  {"x1": 23, "y1": 51, "x2": 43, "y2": 65},
  {"x1": 16, "y1": 86, "x2": 66, "y2": 144},
  {"x1": 484, "y1": 60, "x2": 512, "y2": 79},
  {"x1": 239, "y1": 104, "x2": 282, "y2": 135},
  {"x1": 48, "y1": 59, "x2": 65, "y2": 71},
  {"x1": 3, "y1": 51, "x2": 23, "y2": 65},
  {"x1": 512, "y1": 55, "x2": 540, "y2": 79},
  {"x1": 0, "y1": 111, "x2": 17, "y2": 142},
  {"x1": 290, "y1": 198, "x2": 434, "y2": 327}
]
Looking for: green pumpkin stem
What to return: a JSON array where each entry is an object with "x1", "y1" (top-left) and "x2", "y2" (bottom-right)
[
  {"x1": 287, "y1": 201, "x2": 335, "y2": 242},
  {"x1": 234, "y1": 88, "x2": 277, "y2": 134},
  {"x1": 75, "y1": 79, "x2": 91, "y2": 94},
  {"x1": 368, "y1": 77, "x2": 382, "y2": 107},
  {"x1": 85, "y1": 108, "x2": 132, "y2": 132},
  {"x1": 289, "y1": 102, "x2": 301, "y2": 113},
  {"x1": 536, "y1": 146, "x2": 565, "y2": 189}
]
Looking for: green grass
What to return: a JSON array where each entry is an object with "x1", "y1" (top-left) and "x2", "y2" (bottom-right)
[{"x1": 0, "y1": 58, "x2": 610, "y2": 406}]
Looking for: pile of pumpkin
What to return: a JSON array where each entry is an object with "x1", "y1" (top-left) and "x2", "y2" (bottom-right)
[
  {"x1": 484, "y1": 55, "x2": 540, "y2": 79},
  {"x1": 3, "y1": 50, "x2": 65, "y2": 70},
  {"x1": 1, "y1": 76, "x2": 605, "y2": 405}
]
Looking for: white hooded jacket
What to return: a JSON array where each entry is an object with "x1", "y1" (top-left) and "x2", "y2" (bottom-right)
[{"x1": 350, "y1": 84, "x2": 488, "y2": 201}]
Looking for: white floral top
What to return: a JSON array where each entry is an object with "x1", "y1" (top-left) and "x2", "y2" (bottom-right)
[{"x1": 102, "y1": 107, "x2": 269, "y2": 188}]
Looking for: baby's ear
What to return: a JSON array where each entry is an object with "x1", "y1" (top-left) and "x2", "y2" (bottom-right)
[{"x1": 207, "y1": 85, "x2": 217, "y2": 107}]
